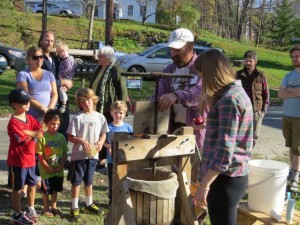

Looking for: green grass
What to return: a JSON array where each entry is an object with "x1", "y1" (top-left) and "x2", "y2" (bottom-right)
[{"x1": 0, "y1": 172, "x2": 109, "y2": 225}]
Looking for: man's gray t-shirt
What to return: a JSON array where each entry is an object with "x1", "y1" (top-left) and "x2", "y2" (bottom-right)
[{"x1": 281, "y1": 69, "x2": 300, "y2": 117}]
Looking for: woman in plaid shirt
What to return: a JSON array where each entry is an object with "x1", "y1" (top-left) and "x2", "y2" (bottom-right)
[{"x1": 193, "y1": 49, "x2": 253, "y2": 225}]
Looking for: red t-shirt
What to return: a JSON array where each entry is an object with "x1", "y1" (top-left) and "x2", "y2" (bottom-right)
[{"x1": 7, "y1": 114, "x2": 42, "y2": 167}]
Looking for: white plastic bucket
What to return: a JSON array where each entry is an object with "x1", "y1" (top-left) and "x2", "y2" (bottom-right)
[{"x1": 248, "y1": 160, "x2": 289, "y2": 214}]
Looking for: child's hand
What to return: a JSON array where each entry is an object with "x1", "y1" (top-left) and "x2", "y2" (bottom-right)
[
  {"x1": 23, "y1": 130, "x2": 33, "y2": 140},
  {"x1": 95, "y1": 141, "x2": 103, "y2": 152},
  {"x1": 108, "y1": 146, "x2": 112, "y2": 155},
  {"x1": 60, "y1": 86, "x2": 68, "y2": 92},
  {"x1": 45, "y1": 166, "x2": 56, "y2": 174},
  {"x1": 81, "y1": 139, "x2": 91, "y2": 151},
  {"x1": 54, "y1": 165, "x2": 63, "y2": 172}
]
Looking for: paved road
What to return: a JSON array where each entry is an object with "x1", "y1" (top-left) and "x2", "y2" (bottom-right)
[{"x1": 0, "y1": 106, "x2": 287, "y2": 182}]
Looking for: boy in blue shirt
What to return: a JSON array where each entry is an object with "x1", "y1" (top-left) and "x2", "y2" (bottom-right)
[{"x1": 103, "y1": 101, "x2": 133, "y2": 205}]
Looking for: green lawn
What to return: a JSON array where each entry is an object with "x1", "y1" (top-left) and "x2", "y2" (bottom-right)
[{"x1": 0, "y1": 172, "x2": 109, "y2": 225}]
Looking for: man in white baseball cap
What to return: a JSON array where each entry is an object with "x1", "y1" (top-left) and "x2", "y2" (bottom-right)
[
  {"x1": 156, "y1": 28, "x2": 206, "y2": 182},
  {"x1": 167, "y1": 28, "x2": 194, "y2": 49},
  {"x1": 166, "y1": 28, "x2": 195, "y2": 68}
]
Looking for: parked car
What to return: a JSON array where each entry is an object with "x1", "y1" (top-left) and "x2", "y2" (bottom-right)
[
  {"x1": 31, "y1": 3, "x2": 79, "y2": 18},
  {"x1": 0, "y1": 43, "x2": 25, "y2": 69},
  {"x1": 118, "y1": 43, "x2": 220, "y2": 73},
  {"x1": 0, "y1": 55, "x2": 8, "y2": 74}
]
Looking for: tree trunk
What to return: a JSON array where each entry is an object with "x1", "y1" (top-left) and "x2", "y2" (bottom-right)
[
  {"x1": 236, "y1": 0, "x2": 240, "y2": 39},
  {"x1": 88, "y1": 3, "x2": 95, "y2": 41},
  {"x1": 236, "y1": 0, "x2": 251, "y2": 41},
  {"x1": 42, "y1": 0, "x2": 47, "y2": 33},
  {"x1": 105, "y1": 0, "x2": 114, "y2": 46}
]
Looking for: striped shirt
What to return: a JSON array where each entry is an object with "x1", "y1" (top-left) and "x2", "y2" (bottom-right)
[{"x1": 198, "y1": 80, "x2": 253, "y2": 182}]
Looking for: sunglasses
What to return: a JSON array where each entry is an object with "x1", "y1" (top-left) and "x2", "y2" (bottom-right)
[{"x1": 31, "y1": 55, "x2": 44, "y2": 60}]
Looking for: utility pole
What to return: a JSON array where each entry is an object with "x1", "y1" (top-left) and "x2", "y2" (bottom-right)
[
  {"x1": 105, "y1": 0, "x2": 114, "y2": 46},
  {"x1": 42, "y1": 0, "x2": 48, "y2": 33}
]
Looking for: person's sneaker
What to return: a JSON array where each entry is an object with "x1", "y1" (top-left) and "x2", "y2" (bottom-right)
[
  {"x1": 11, "y1": 212, "x2": 33, "y2": 225},
  {"x1": 84, "y1": 203, "x2": 101, "y2": 214},
  {"x1": 26, "y1": 208, "x2": 38, "y2": 222},
  {"x1": 69, "y1": 208, "x2": 81, "y2": 222}
]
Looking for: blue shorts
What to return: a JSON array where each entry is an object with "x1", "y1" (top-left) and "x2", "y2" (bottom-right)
[
  {"x1": 67, "y1": 159, "x2": 97, "y2": 186},
  {"x1": 41, "y1": 176, "x2": 64, "y2": 195},
  {"x1": 11, "y1": 166, "x2": 36, "y2": 191}
]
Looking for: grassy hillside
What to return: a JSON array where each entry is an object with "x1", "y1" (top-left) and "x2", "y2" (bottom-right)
[{"x1": 0, "y1": 0, "x2": 294, "y2": 90}]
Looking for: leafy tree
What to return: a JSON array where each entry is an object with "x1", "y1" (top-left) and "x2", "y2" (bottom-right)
[
  {"x1": 293, "y1": 18, "x2": 300, "y2": 43},
  {"x1": 267, "y1": 0, "x2": 295, "y2": 47},
  {"x1": 156, "y1": 0, "x2": 199, "y2": 29},
  {"x1": 156, "y1": 0, "x2": 172, "y2": 27},
  {"x1": 176, "y1": 4, "x2": 200, "y2": 29}
]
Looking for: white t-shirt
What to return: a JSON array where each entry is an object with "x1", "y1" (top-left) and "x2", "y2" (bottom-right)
[
  {"x1": 170, "y1": 66, "x2": 197, "y2": 123},
  {"x1": 67, "y1": 111, "x2": 109, "y2": 160}
]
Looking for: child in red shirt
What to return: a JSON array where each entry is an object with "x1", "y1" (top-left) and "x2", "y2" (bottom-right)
[{"x1": 7, "y1": 89, "x2": 43, "y2": 225}]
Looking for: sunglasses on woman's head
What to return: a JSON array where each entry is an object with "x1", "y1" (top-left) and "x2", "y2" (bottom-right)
[{"x1": 31, "y1": 55, "x2": 44, "y2": 60}]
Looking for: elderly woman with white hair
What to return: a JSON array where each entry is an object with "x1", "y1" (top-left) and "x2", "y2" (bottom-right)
[
  {"x1": 90, "y1": 45, "x2": 128, "y2": 122},
  {"x1": 89, "y1": 45, "x2": 128, "y2": 167}
]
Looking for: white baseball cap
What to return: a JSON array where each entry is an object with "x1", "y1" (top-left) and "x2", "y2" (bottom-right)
[{"x1": 167, "y1": 28, "x2": 194, "y2": 49}]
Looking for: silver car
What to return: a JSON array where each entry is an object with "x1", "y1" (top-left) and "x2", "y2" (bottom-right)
[
  {"x1": 31, "y1": 3, "x2": 79, "y2": 18},
  {"x1": 118, "y1": 43, "x2": 214, "y2": 73}
]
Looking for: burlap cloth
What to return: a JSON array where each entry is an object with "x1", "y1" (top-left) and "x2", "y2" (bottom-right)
[{"x1": 126, "y1": 168, "x2": 179, "y2": 199}]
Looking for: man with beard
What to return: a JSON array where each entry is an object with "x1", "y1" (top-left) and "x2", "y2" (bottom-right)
[
  {"x1": 38, "y1": 30, "x2": 73, "y2": 140},
  {"x1": 157, "y1": 28, "x2": 207, "y2": 224},
  {"x1": 278, "y1": 46, "x2": 300, "y2": 193},
  {"x1": 236, "y1": 50, "x2": 269, "y2": 147},
  {"x1": 158, "y1": 28, "x2": 204, "y2": 135}
]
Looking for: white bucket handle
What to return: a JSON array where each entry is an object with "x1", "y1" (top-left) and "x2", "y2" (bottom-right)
[{"x1": 248, "y1": 173, "x2": 275, "y2": 188}]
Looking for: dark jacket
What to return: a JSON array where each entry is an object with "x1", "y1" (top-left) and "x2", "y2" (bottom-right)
[
  {"x1": 90, "y1": 64, "x2": 128, "y2": 123},
  {"x1": 236, "y1": 67, "x2": 269, "y2": 112},
  {"x1": 42, "y1": 53, "x2": 60, "y2": 80}
]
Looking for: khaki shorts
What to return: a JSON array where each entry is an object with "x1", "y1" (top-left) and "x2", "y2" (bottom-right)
[{"x1": 282, "y1": 115, "x2": 300, "y2": 155}]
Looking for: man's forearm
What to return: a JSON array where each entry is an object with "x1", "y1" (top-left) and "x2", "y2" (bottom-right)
[
  {"x1": 286, "y1": 86, "x2": 300, "y2": 96},
  {"x1": 278, "y1": 86, "x2": 299, "y2": 99}
]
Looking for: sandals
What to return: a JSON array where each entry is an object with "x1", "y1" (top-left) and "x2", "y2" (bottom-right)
[
  {"x1": 52, "y1": 208, "x2": 62, "y2": 216},
  {"x1": 43, "y1": 210, "x2": 54, "y2": 218}
]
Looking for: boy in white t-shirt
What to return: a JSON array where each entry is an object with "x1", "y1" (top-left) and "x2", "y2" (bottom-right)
[{"x1": 67, "y1": 88, "x2": 109, "y2": 222}]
